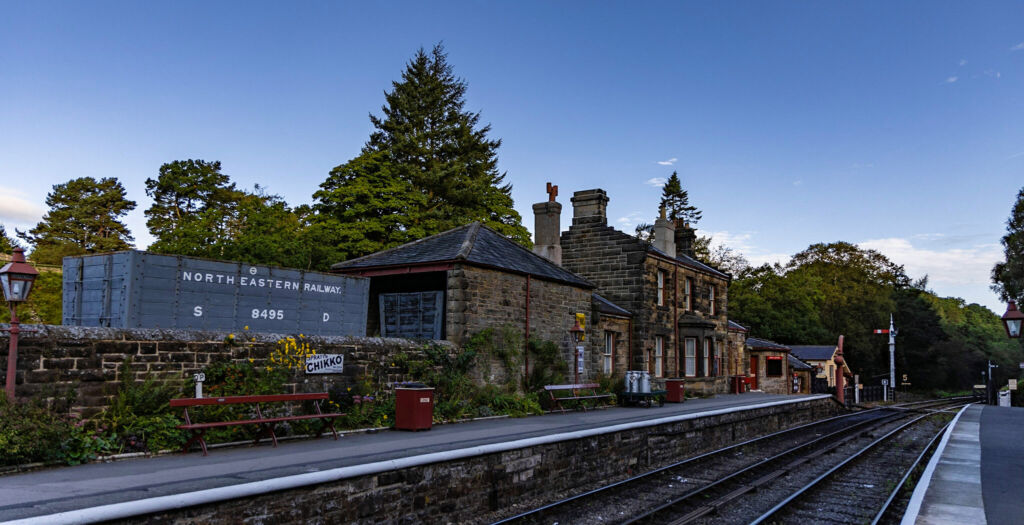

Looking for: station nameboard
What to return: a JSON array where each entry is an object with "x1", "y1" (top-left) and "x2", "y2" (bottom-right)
[{"x1": 63, "y1": 251, "x2": 368, "y2": 336}]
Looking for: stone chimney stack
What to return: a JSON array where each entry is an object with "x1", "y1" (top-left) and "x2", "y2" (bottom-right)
[
  {"x1": 570, "y1": 189, "x2": 609, "y2": 226},
  {"x1": 533, "y1": 182, "x2": 562, "y2": 264},
  {"x1": 653, "y1": 206, "x2": 676, "y2": 255},
  {"x1": 674, "y1": 220, "x2": 697, "y2": 259}
]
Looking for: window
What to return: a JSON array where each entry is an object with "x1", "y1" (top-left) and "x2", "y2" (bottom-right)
[
  {"x1": 657, "y1": 270, "x2": 665, "y2": 306},
  {"x1": 603, "y1": 332, "x2": 614, "y2": 375},
  {"x1": 685, "y1": 277, "x2": 693, "y2": 311},
  {"x1": 654, "y1": 336, "x2": 664, "y2": 377},
  {"x1": 684, "y1": 338, "x2": 696, "y2": 377},
  {"x1": 715, "y1": 341, "x2": 723, "y2": 377},
  {"x1": 709, "y1": 286, "x2": 716, "y2": 316},
  {"x1": 703, "y1": 339, "x2": 711, "y2": 377},
  {"x1": 766, "y1": 356, "x2": 783, "y2": 376}
]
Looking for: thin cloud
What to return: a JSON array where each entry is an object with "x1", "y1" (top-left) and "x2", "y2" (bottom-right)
[
  {"x1": 793, "y1": 180, "x2": 803, "y2": 187},
  {"x1": 959, "y1": 58, "x2": 968, "y2": 66},
  {"x1": 0, "y1": 186, "x2": 44, "y2": 224},
  {"x1": 984, "y1": 70, "x2": 1002, "y2": 79},
  {"x1": 616, "y1": 212, "x2": 645, "y2": 229},
  {"x1": 645, "y1": 177, "x2": 667, "y2": 187},
  {"x1": 657, "y1": 158, "x2": 678, "y2": 166},
  {"x1": 1008, "y1": 151, "x2": 1024, "y2": 159},
  {"x1": 944, "y1": 76, "x2": 958, "y2": 83},
  {"x1": 1011, "y1": 42, "x2": 1024, "y2": 51}
]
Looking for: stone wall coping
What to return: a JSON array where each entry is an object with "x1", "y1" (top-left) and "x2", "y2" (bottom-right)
[{"x1": 0, "y1": 324, "x2": 454, "y2": 349}]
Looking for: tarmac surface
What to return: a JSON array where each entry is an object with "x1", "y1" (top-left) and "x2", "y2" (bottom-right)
[
  {"x1": 903, "y1": 404, "x2": 1024, "y2": 525},
  {"x1": 0, "y1": 392, "x2": 819, "y2": 522}
]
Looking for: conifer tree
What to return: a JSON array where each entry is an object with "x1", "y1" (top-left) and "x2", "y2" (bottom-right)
[
  {"x1": 19, "y1": 177, "x2": 136, "y2": 264},
  {"x1": 314, "y1": 43, "x2": 531, "y2": 258},
  {"x1": 993, "y1": 186, "x2": 1024, "y2": 303},
  {"x1": 0, "y1": 224, "x2": 17, "y2": 253},
  {"x1": 660, "y1": 171, "x2": 701, "y2": 225}
]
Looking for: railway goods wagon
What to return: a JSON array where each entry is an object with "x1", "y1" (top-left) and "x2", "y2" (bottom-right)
[{"x1": 62, "y1": 251, "x2": 369, "y2": 336}]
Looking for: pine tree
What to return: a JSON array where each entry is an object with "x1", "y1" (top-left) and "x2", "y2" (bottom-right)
[
  {"x1": 0, "y1": 224, "x2": 17, "y2": 253},
  {"x1": 145, "y1": 159, "x2": 239, "y2": 254},
  {"x1": 322, "y1": 43, "x2": 531, "y2": 248},
  {"x1": 18, "y1": 177, "x2": 136, "y2": 264},
  {"x1": 660, "y1": 172, "x2": 702, "y2": 225},
  {"x1": 993, "y1": 186, "x2": 1024, "y2": 303}
]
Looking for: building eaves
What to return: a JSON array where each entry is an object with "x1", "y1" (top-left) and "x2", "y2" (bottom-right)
[{"x1": 593, "y1": 293, "x2": 632, "y2": 318}]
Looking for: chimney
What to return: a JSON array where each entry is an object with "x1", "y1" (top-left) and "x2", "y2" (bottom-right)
[
  {"x1": 570, "y1": 189, "x2": 609, "y2": 226},
  {"x1": 533, "y1": 182, "x2": 562, "y2": 264},
  {"x1": 653, "y1": 206, "x2": 676, "y2": 255},
  {"x1": 674, "y1": 220, "x2": 697, "y2": 259}
]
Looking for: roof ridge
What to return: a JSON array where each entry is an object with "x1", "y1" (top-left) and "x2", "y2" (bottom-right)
[
  {"x1": 472, "y1": 223, "x2": 595, "y2": 288},
  {"x1": 331, "y1": 223, "x2": 474, "y2": 269},
  {"x1": 456, "y1": 222, "x2": 482, "y2": 260}
]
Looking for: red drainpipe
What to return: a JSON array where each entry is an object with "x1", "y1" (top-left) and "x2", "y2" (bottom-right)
[{"x1": 524, "y1": 275, "x2": 531, "y2": 389}]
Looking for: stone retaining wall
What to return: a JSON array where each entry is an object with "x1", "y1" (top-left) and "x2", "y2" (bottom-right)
[
  {"x1": 121, "y1": 397, "x2": 841, "y2": 524},
  {"x1": 0, "y1": 325, "x2": 453, "y2": 418}
]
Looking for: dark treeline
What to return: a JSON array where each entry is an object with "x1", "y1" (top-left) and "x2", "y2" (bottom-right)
[{"x1": 727, "y1": 241, "x2": 1024, "y2": 391}]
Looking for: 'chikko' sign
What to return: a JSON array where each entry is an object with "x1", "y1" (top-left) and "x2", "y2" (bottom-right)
[{"x1": 306, "y1": 354, "x2": 344, "y2": 374}]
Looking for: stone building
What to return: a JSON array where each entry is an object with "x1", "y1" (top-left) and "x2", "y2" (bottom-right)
[
  {"x1": 790, "y1": 345, "x2": 852, "y2": 388},
  {"x1": 789, "y1": 354, "x2": 814, "y2": 394},
  {"x1": 746, "y1": 337, "x2": 792, "y2": 394},
  {"x1": 532, "y1": 188, "x2": 737, "y2": 395},
  {"x1": 331, "y1": 222, "x2": 627, "y2": 383}
]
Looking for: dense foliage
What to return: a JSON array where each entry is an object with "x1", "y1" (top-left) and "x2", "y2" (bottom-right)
[
  {"x1": 730, "y1": 242, "x2": 1024, "y2": 390},
  {"x1": 0, "y1": 271, "x2": 62, "y2": 325},
  {"x1": 311, "y1": 44, "x2": 531, "y2": 263},
  {"x1": 0, "y1": 224, "x2": 17, "y2": 252},
  {"x1": 992, "y1": 186, "x2": 1024, "y2": 304},
  {"x1": 18, "y1": 177, "x2": 136, "y2": 265}
]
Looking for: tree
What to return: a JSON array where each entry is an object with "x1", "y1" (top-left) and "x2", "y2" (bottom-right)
[
  {"x1": 145, "y1": 159, "x2": 239, "y2": 255},
  {"x1": 992, "y1": 186, "x2": 1024, "y2": 303},
  {"x1": 660, "y1": 172, "x2": 701, "y2": 225},
  {"x1": 0, "y1": 224, "x2": 17, "y2": 253},
  {"x1": 18, "y1": 177, "x2": 136, "y2": 264},
  {"x1": 314, "y1": 43, "x2": 531, "y2": 256}
]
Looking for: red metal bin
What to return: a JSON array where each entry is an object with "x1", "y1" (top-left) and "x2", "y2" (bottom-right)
[
  {"x1": 395, "y1": 386, "x2": 434, "y2": 431},
  {"x1": 665, "y1": 379, "x2": 685, "y2": 403}
]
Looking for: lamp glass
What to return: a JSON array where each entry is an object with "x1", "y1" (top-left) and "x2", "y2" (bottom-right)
[
  {"x1": 1, "y1": 274, "x2": 34, "y2": 302},
  {"x1": 1009, "y1": 319, "x2": 1023, "y2": 338}
]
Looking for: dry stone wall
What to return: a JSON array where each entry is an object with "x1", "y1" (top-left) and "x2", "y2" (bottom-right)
[{"x1": 0, "y1": 325, "x2": 453, "y2": 418}]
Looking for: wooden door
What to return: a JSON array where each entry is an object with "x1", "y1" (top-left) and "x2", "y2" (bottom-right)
[{"x1": 749, "y1": 356, "x2": 758, "y2": 390}]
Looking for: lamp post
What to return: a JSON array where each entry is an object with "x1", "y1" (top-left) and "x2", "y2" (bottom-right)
[
  {"x1": 1001, "y1": 301, "x2": 1024, "y2": 339},
  {"x1": 569, "y1": 318, "x2": 585, "y2": 384},
  {"x1": 1, "y1": 248, "x2": 39, "y2": 400}
]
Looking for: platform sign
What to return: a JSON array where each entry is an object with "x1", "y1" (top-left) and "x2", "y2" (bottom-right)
[
  {"x1": 305, "y1": 354, "x2": 344, "y2": 374},
  {"x1": 881, "y1": 379, "x2": 889, "y2": 387},
  {"x1": 576, "y1": 345, "x2": 585, "y2": 374},
  {"x1": 1010, "y1": 379, "x2": 1018, "y2": 391}
]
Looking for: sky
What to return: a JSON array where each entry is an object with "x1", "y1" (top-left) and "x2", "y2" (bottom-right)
[{"x1": 1, "y1": 2, "x2": 1022, "y2": 314}]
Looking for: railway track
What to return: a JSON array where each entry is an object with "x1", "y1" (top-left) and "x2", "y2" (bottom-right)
[{"x1": 491, "y1": 397, "x2": 973, "y2": 525}]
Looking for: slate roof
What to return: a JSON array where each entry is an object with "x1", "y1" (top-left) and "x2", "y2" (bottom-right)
[
  {"x1": 789, "y1": 345, "x2": 837, "y2": 361},
  {"x1": 331, "y1": 222, "x2": 594, "y2": 288},
  {"x1": 788, "y1": 354, "x2": 814, "y2": 371},
  {"x1": 648, "y1": 245, "x2": 730, "y2": 279},
  {"x1": 746, "y1": 337, "x2": 791, "y2": 351},
  {"x1": 728, "y1": 320, "x2": 749, "y2": 332},
  {"x1": 593, "y1": 293, "x2": 632, "y2": 318}
]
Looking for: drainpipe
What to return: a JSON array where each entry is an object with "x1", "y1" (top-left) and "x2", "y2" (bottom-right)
[
  {"x1": 674, "y1": 264, "x2": 679, "y2": 377},
  {"x1": 524, "y1": 275, "x2": 531, "y2": 389}
]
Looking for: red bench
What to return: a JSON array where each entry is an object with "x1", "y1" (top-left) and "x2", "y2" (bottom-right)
[
  {"x1": 169, "y1": 393, "x2": 345, "y2": 456},
  {"x1": 543, "y1": 383, "x2": 613, "y2": 414}
]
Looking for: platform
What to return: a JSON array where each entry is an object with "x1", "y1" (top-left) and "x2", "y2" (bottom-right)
[
  {"x1": 0, "y1": 393, "x2": 827, "y2": 523},
  {"x1": 903, "y1": 404, "x2": 1024, "y2": 525}
]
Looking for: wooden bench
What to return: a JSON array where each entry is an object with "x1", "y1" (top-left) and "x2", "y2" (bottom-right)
[
  {"x1": 544, "y1": 383, "x2": 613, "y2": 414},
  {"x1": 169, "y1": 393, "x2": 345, "y2": 456}
]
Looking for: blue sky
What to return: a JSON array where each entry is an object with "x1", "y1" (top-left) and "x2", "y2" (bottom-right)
[{"x1": 1, "y1": 2, "x2": 1022, "y2": 313}]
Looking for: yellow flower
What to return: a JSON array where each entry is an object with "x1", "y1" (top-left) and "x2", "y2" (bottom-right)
[
  {"x1": 299, "y1": 334, "x2": 304, "y2": 338},
  {"x1": 244, "y1": 325, "x2": 249, "y2": 331},
  {"x1": 228, "y1": 334, "x2": 235, "y2": 339},
  {"x1": 383, "y1": 415, "x2": 388, "y2": 420},
  {"x1": 265, "y1": 366, "x2": 272, "y2": 371},
  {"x1": 248, "y1": 358, "x2": 254, "y2": 363},
  {"x1": 347, "y1": 387, "x2": 351, "y2": 392}
]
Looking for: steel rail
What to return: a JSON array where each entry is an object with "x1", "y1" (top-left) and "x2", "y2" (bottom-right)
[
  {"x1": 491, "y1": 407, "x2": 885, "y2": 524},
  {"x1": 748, "y1": 409, "x2": 953, "y2": 525},
  {"x1": 870, "y1": 420, "x2": 951, "y2": 525},
  {"x1": 624, "y1": 410, "x2": 906, "y2": 525}
]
